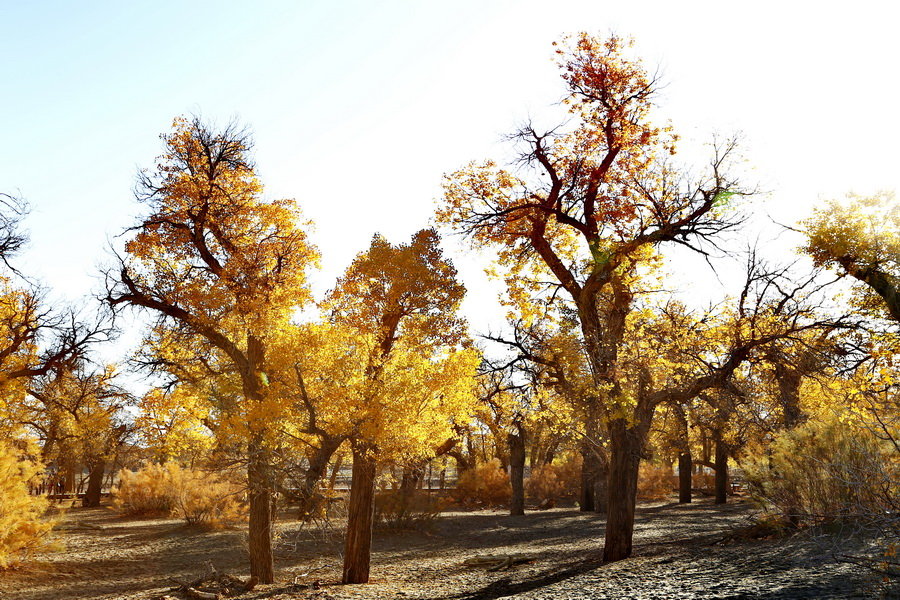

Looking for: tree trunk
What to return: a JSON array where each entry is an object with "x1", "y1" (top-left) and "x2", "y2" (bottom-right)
[
  {"x1": 678, "y1": 451, "x2": 692, "y2": 504},
  {"x1": 82, "y1": 459, "x2": 105, "y2": 507},
  {"x1": 714, "y1": 432, "x2": 728, "y2": 505},
  {"x1": 297, "y1": 435, "x2": 344, "y2": 519},
  {"x1": 579, "y1": 443, "x2": 597, "y2": 512},
  {"x1": 343, "y1": 443, "x2": 377, "y2": 584},
  {"x1": 508, "y1": 427, "x2": 526, "y2": 516},
  {"x1": 579, "y1": 420, "x2": 607, "y2": 513},
  {"x1": 603, "y1": 418, "x2": 642, "y2": 562},
  {"x1": 398, "y1": 464, "x2": 424, "y2": 520},
  {"x1": 247, "y1": 435, "x2": 275, "y2": 584},
  {"x1": 775, "y1": 364, "x2": 805, "y2": 429}
]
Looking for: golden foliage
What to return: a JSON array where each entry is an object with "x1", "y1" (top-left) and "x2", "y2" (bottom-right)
[
  {"x1": 743, "y1": 414, "x2": 898, "y2": 526},
  {"x1": 0, "y1": 443, "x2": 55, "y2": 569},
  {"x1": 373, "y1": 489, "x2": 446, "y2": 530},
  {"x1": 113, "y1": 462, "x2": 246, "y2": 529},
  {"x1": 526, "y1": 455, "x2": 582, "y2": 503},
  {"x1": 453, "y1": 458, "x2": 511, "y2": 507},
  {"x1": 804, "y1": 191, "x2": 900, "y2": 320},
  {"x1": 636, "y1": 462, "x2": 674, "y2": 501}
]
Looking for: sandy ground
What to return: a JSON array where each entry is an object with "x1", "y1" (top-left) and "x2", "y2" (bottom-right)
[{"x1": 0, "y1": 498, "x2": 892, "y2": 600}]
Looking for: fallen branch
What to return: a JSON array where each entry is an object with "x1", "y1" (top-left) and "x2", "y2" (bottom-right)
[
  {"x1": 184, "y1": 588, "x2": 219, "y2": 600},
  {"x1": 463, "y1": 553, "x2": 538, "y2": 571}
]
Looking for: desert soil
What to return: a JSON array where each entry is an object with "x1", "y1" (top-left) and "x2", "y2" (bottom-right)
[{"x1": 0, "y1": 498, "x2": 892, "y2": 600}]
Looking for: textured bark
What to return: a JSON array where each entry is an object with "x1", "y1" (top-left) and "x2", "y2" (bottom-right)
[
  {"x1": 398, "y1": 464, "x2": 424, "y2": 519},
  {"x1": 297, "y1": 435, "x2": 344, "y2": 519},
  {"x1": 774, "y1": 363, "x2": 805, "y2": 429},
  {"x1": 342, "y1": 443, "x2": 377, "y2": 584},
  {"x1": 592, "y1": 457, "x2": 609, "y2": 514},
  {"x1": 603, "y1": 418, "x2": 642, "y2": 562},
  {"x1": 247, "y1": 436, "x2": 275, "y2": 584},
  {"x1": 579, "y1": 418, "x2": 607, "y2": 513},
  {"x1": 714, "y1": 432, "x2": 728, "y2": 505},
  {"x1": 678, "y1": 451, "x2": 692, "y2": 504},
  {"x1": 579, "y1": 443, "x2": 598, "y2": 512},
  {"x1": 508, "y1": 427, "x2": 526, "y2": 516},
  {"x1": 674, "y1": 404, "x2": 692, "y2": 504},
  {"x1": 82, "y1": 459, "x2": 105, "y2": 507}
]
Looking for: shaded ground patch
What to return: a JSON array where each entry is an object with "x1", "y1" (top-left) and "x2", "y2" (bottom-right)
[{"x1": 0, "y1": 499, "x2": 890, "y2": 599}]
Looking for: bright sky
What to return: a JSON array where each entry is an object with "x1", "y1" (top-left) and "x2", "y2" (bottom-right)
[{"x1": 2, "y1": 1, "x2": 898, "y2": 353}]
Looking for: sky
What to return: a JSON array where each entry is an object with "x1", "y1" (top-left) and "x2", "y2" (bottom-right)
[{"x1": 1, "y1": 1, "x2": 899, "y2": 361}]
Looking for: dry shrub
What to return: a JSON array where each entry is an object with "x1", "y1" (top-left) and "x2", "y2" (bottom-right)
[
  {"x1": 374, "y1": 488, "x2": 445, "y2": 529},
  {"x1": 637, "y1": 462, "x2": 674, "y2": 501},
  {"x1": 692, "y1": 472, "x2": 715, "y2": 494},
  {"x1": 526, "y1": 464, "x2": 564, "y2": 503},
  {"x1": 0, "y1": 443, "x2": 55, "y2": 569},
  {"x1": 526, "y1": 454, "x2": 581, "y2": 503},
  {"x1": 453, "y1": 458, "x2": 510, "y2": 507},
  {"x1": 743, "y1": 415, "x2": 898, "y2": 527},
  {"x1": 173, "y1": 469, "x2": 245, "y2": 528},
  {"x1": 113, "y1": 461, "x2": 178, "y2": 516},
  {"x1": 114, "y1": 461, "x2": 246, "y2": 528}
]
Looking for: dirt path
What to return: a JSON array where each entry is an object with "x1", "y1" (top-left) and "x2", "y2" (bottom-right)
[{"x1": 0, "y1": 499, "x2": 887, "y2": 599}]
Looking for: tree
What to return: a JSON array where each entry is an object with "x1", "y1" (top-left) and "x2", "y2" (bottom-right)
[
  {"x1": 326, "y1": 229, "x2": 478, "y2": 583},
  {"x1": 804, "y1": 191, "x2": 900, "y2": 322},
  {"x1": 105, "y1": 116, "x2": 318, "y2": 583},
  {"x1": 24, "y1": 364, "x2": 131, "y2": 506},
  {"x1": 439, "y1": 33, "x2": 750, "y2": 561}
]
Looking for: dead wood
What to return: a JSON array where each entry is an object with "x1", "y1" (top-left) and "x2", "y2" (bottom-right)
[
  {"x1": 463, "y1": 553, "x2": 538, "y2": 571},
  {"x1": 184, "y1": 588, "x2": 219, "y2": 600}
]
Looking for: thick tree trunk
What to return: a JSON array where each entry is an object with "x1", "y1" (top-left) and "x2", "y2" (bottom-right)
[
  {"x1": 579, "y1": 419, "x2": 607, "y2": 513},
  {"x1": 775, "y1": 364, "x2": 805, "y2": 429},
  {"x1": 82, "y1": 459, "x2": 105, "y2": 507},
  {"x1": 579, "y1": 443, "x2": 597, "y2": 512},
  {"x1": 714, "y1": 432, "x2": 728, "y2": 505},
  {"x1": 603, "y1": 418, "x2": 642, "y2": 562},
  {"x1": 342, "y1": 443, "x2": 377, "y2": 584},
  {"x1": 448, "y1": 449, "x2": 470, "y2": 475},
  {"x1": 678, "y1": 451, "x2": 692, "y2": 504},
  {"x1": 247, "y1": 436, "x2": 275, "y2": 584},
  {"x1": 297, "y1": 435, "x2": 344, "y2": 519},
  {"x1": 63, "y1": 461, "x2": 76, "y2": 494},
  {"x1": 508, "y1": 427, "x2": 526, "y2": 516}
]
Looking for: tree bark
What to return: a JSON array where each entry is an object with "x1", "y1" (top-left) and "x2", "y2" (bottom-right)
[
  {"x1": 82, "y1": 459, "x2": 105, "y2": 507},
  {"x1": 508, "y1": 426, "x2": 526, "y2": 516},
  {"x1": 579, "y1": 443, "x2": 597, "y2": 512},
  {"x1": 297, "y1": 435, "x2": 344, "y2": 519},
  {"x1": 678, "y1": 451, "x2": 692, "y2": 504},
  {"x1": 602, "y1": 418, "x2": 642, "y2": 562},
  {"x1": 342, "y1": 443, "x2": 377, "y2": 584},
  {"x1": 775, "y1": 363, "x2": 805, "y2": 429},
  {"x1": 714, "y1": 432, "x2": 728, "y2": 505},
  {"x1": 247, "y1": 435, "x2": 275, "y2": 584},
  {"x1": 579, "y1": 420, "x2": 606, "y2": 513},
  {"x1": 398, "y1": 464, "x2": 424, "y2": 519}
]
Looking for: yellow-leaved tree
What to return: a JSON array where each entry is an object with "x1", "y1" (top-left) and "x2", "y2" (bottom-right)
[
  {"x1": 325, "y1": 229, "x2": 479, "y2": 583},
  {"x1": 436, "y1": 33, "x2": 835, "y2": 561},
  {"x1": 106, "y1": 116, "x2": 318, "y2": 583}
]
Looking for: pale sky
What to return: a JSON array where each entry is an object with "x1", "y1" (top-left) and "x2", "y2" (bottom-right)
[{"x1": 2, "y1": 1, "x2": 898, "y2": 355}]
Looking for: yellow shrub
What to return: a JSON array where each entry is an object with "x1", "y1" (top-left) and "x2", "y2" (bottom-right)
[
  {"x1": 453, "y1": 458, "x2": 510, "y2": 507},
  {"x1": 113, "y1": 461, "x2": 178, "y2": 516},
  {"x1": 637, "y1": 462, "x2": 674, "y2": 501},
  {"x1": 113, "y1": 461, "x2": 246, "y2": 528},
  {"x1": 173, "y1": 469, "x2": 245, "y2": 528},
  {"x1": 526, "y1": 453, "x2": 582, "y2": 503},
  {"x1": 374, "y1": 488, "x2": 446, "y2": 529},
  {"x1": 743, "y1": 416, "x2": 898, "y2": 526},
  {"x1": 0, "y1": 443, "x2": 55, "y2": 569}
]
